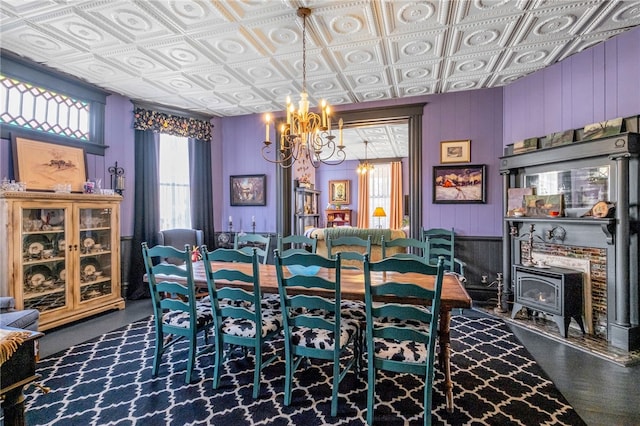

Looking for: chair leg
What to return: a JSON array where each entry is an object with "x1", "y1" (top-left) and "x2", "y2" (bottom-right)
[
  {"x1": 213, "y1": 338, "x2": 224, "y2": 389},
  {"x1": 331, "y1": 353, "x2": 340, "y2": 416},
  {"x1": 424, "y1": 367, "x2": 434, "y2": 426},
  {"x1": 253, "y1": 343, "x2": 262, "y2": 399},
  {"x1": 185, "y1": 332, "x2": 197, "y2": 384},
  {"x1": 366, "y1": 360, "x2": 375, "y2": 424},
  {"x1": 152, "y1": 328, "x2": 163, "y2": 378},
  {"x1": 283, "y1": 347, "x2": 293, "y2": 406}
]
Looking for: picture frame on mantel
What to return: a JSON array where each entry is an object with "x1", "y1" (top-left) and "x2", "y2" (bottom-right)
[
  {"x1": 11, "y1": 134, "x2": 87, "y2": 192},
  {"x1": 230, "y1": 174, "x2": 266, "y2": 206},
  {"x1": 329, "y1": 179, "x2": 350, "y2": 205},
  {"x1": 440, "y1": 139, "x2": 471, "y2": 163},
  {"x1": 433, "y1": 164, "x2": 486, "y2": 204}
]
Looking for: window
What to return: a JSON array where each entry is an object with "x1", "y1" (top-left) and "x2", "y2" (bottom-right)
[
  {"x1": 0, "y1": 75, "x2": 91, "y2": 140},
  {"x1": 0, "y1": 53, "x2": 107, "y2": 149},
  {"x1": 369, "y1": 163, "x2": 391, "y2": 228},
  {"x1": 159, "y1": 134, "x2": 191, "y2": 230}
]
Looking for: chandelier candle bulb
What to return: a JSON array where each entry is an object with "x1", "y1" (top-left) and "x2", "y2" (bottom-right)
[
  {"x1": 265, "y1": 114, "x2": 270, "y2": 142},
  {"x1": 321, "y1": 100, "x2": 327, "y2": 127}
]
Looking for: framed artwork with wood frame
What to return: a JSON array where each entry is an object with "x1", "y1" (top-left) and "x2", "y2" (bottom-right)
[
  {"x1": 230, "y1": 174, "x2": 266, "y2": 206},
  {"x1": 433, "y1": 164, "x2": 486, "y2": 204},
  {"x1": 11, "y1": 134, "x2": 87, "y2": 192},
  {"x1": 440, "y1": 139, "x2": 471, "y2": 164},
  {"x1": 329, "y1": 179, "x2": 350, "y2": 205}
]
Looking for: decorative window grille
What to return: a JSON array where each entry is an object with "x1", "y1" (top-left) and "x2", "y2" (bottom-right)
[{"x1": 0, "y1": 75, "x2": 91, "y2": 141}]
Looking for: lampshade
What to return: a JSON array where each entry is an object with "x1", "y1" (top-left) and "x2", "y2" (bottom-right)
[{"x1": 373, "y1": 207, "x2": 386, "y2": 217}]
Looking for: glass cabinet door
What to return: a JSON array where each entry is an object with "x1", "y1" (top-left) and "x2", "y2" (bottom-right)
[
  {"x1": 78, "y1": 207, "x2": 115, "y2": 303},
  {"x1": 20, "y1": 205, "x2": 70, "y2": 314}
]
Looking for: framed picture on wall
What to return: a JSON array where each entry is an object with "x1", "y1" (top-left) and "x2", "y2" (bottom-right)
[
  {"x1": 230, "y1": 174, "x2": 266, "y2": 206},
  {"x1": 433, "y1": 164, "x2": 486, "y2": 204},
  {"x1": 440, "y1": 140, "x2": 471, "y2": 163},
  {"x1": 329, "y1": 180, "x2": 350, "y2": 205},
  {"x1": 11, "y1": 134, "x2": 87, "y2": 192}
]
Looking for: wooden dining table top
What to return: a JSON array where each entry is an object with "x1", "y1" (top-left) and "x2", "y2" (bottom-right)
[{"x1": 189, "y1": 261, "x2": 472, "y2": 310}]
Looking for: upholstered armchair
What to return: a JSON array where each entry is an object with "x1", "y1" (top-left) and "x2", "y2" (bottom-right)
[
  {"x1": 157, "y1": 229, "x2": 204, "y2": 265},
  {"x1": 0, "y1": 297, "x2": 40, "y2": 331}
]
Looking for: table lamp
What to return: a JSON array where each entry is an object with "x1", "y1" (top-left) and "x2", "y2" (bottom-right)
[{"x1": 373, "y1": 207, "x2": 386, "y2": 228}]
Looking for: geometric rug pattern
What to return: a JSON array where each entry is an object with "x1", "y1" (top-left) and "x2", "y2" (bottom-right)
[{"x1": 24, "y1": 316, "x2": 585, "y2": 425}]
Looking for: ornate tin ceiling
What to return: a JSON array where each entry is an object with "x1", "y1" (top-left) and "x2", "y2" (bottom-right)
[{"x1": 1, "y1": 0, "x2": 639, "y2": 159}]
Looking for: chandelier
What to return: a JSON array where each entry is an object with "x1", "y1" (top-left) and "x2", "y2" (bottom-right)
[
  {"x1": 262, "y1": 7, "x2": 345, "y2": 169},
  {"x1": 356, "y1": 140, "x2": 374, "y2": 174}
]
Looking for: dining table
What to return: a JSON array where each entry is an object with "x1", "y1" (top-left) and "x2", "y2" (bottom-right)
[{"x1": 178, "y1": 260, "x2": 472, "y2": 412}]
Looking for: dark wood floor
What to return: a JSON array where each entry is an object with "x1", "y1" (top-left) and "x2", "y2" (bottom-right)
[{"x1": 38, "y1": 299, "x2": 640, "y2": 426}]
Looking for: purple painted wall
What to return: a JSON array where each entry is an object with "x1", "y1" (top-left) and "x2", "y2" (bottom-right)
[
  {"x1": 2, "y1": 27, "x2": 638, "y2": 239},
  {"x1": 503, "y1": 26, "x2": 640, "y2": 144},
  {"x1": 219, "y1": 90, "x2": 504, "y2": 236}
]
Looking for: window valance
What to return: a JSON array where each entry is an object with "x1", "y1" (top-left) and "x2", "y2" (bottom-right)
[{"x1": 133, "y1": 107, "x2": 212, "y2": 141}]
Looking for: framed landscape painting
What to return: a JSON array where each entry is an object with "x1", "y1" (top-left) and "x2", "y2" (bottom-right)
[
  {"x1": 230, "y1": 174, "x2": 266, "y2": 206},
  {"x1": 433, "y1": 164, "x2": 486, "y2": 204},
  {"x1": 12, "y1": 134, "x2": 87, "y2": 192}
]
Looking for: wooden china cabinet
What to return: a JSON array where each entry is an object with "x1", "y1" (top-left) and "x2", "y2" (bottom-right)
[{"x1": 0, "y1": 191, "x2": 125, "y2": 331}]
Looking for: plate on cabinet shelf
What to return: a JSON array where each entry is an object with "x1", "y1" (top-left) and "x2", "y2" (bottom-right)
[
  {"x1": 56, "y1": 265, "x2": 67, "y2": 283},
  {"x1": 83, "y1": 237, "x2": 95, "y2": 249},
  {"x1": 25, "y1": 264, "x2": 53, "y2": 288},
  {"x1": 80, "y1": 258, "x2": 101, "y2": 281},
  {"x1": 24, "y1": 234, "x2": 50, "y2": 257}
]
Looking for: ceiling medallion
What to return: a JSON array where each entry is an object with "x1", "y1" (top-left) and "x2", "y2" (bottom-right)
[{"x1": 262, "y1": 7, "x2": 345, "y2": 169}]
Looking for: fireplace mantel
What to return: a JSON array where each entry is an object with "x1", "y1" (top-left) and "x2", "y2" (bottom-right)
[{"x1": 500, "y1": 132, "x2": 639, "y2": 351}]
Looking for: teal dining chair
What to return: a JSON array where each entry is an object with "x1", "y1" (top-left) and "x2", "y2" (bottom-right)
[
  {"x1": 234, "y1": 233, "x2": 271, "y2": 264},
  {"x1": 381, "y1": 236, "x2": 429, "y2": 263},
  {"x1": 326, "y1": 235, "x2": 371, "y2": 269},
  {"x1": 277, "y1": 234, "x2": 317, "y2": 256},
  {"x1": 421, "y1": 227, "x2": 466, "y2": 276},
  {"x1": 200, "y1": 246, "x2": 282, "y2": 398},
  {"x1": 363, "y1": 255, "x2": 445, "y2": 425},
  {"x1": 141, "y1": 243, "x2": 214, "y2": 384},
  {"x1": 274, "y1": 251, "x2": 360, "y2": 416}
]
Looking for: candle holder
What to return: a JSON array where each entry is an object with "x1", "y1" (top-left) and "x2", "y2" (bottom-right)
[
  {"x1": 252, "y1": 219, "x2": 256, "y2": 234},
  {"x1": 228, "y1": 220, "x2": 233, "y2": 233},
  {"x1": 108, "y1": 161, "x2": 125, "y2": 195}
]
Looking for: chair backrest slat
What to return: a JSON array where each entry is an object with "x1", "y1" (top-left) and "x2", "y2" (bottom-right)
[
  {"x1": 327, "y1": 236, "x2": 371, "y2": 266},
  {"x1": 421, "y1": 227, "x2": 456, "y2": 270},
  {"x1": 142, "y1": 243, "x2": 198, "y2": 326},
  {"x1": 277, "y1": 234, "x2": 318, "y2": 256},
  {"x1": 234, "y1": 234, "x2": 271, "y2": 264},
  {"x1": 275, "y1": 251, "x2": 341, "y2": 334}
]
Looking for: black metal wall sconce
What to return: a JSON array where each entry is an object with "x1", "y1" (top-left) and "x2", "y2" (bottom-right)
[{"x1": 108, "y1": 162, "x2": 125, "y2": 195}]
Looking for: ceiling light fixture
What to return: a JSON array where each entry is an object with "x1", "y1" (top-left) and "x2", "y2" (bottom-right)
[
  {"x1": 262, "y1": 7, "x2": 345, "y2": 169},
  {"x1": 356, "y1": 140, "x2": 374, "y2": 174}
]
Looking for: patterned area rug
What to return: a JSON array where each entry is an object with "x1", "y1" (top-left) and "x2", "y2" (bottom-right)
[{"x1": 24, "y1": 316, "x2": 585, "y2": 425}]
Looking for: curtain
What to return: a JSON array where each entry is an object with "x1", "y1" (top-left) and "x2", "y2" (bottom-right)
[
  {"x1": 389, "y1": 161, "x2": 403, "y2": 229},
  {"x1": 357, "y1": 172, "x2": 369, "y2": 228},
  {"x1": 127, "y1": 130, "x2": 160, "y2": 300},
  {"x1": 189, "y1": 137, "x2": 216, "y2": 249}
]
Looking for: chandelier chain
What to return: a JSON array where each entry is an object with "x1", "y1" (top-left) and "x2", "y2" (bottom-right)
[{"x1": 302, "y1": 10, "x2": 307, "y2": 94}]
